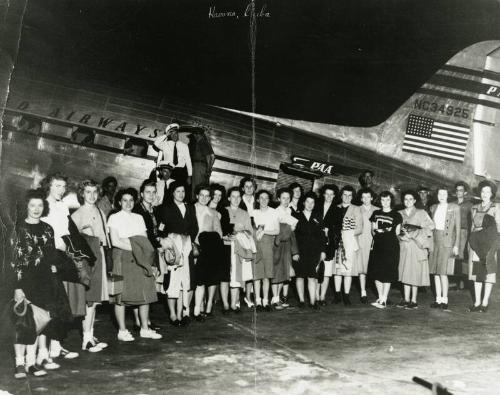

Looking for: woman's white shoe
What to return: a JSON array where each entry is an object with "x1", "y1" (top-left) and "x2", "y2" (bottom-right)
[
  {"x1": 139, "y1": 328, "x2": 162, "y2": 340},
  {"x1": 117, "y1": 330, "x2": 135, "y2": 342}
]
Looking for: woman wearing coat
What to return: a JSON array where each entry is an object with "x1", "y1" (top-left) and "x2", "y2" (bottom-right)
[
  {"x1": 156, "y1": 181, "x2": 198, "y2": 326},
  {"x1": 333, "y1": 185, "x2": 363, "y2": 305},
  {"x1": 428, "y1": 186, "x2": 460, "y2": 311},
  {"x1": 398, "y1": 190, "x2": 435, "y2": 310},
  {"x1": 467, "y1": 180, "x2": 500, "y2": 312},
  {"x1": 355, "y1": 188, "x2": 379, "y2": 304},
  {"x1": 220, "y1": 187, "x2": 254, "y2": 312},
  {"x1": 294, "y1": 191, "x2": 327, "y2": 308}
]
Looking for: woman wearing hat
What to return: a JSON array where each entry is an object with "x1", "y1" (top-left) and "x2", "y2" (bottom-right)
[{"x1": 467, "y1": 180, "x2": 500, "y2": 312}]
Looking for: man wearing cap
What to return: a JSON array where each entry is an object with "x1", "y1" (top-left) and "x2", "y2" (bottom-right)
[
  {"x1": 153, "y1": 162, "x2": 176, "y2": 206},
  {"x1": 154, "y1": 123, "x2": 192, "y2": 185},
  {"x1": 416, "y1": 185, "x2": 432, "y2": 215}
]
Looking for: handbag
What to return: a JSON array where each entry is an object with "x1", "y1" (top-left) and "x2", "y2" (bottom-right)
[
  {"x1": 191, "y1": 242, "x2": 201, "y2": 258},
  {"x1": 163, "y1": 247, "x2": 177, "y2": 265},
  {"x1": 107, "y1": 274, "x2": 124, "y2": 296},
  {"x1": 12, "y1": 299, "x2": 37, "y2": 344},
  {"x1": 29, "y1": 302, "x2": 52, "y2": 335},
  {"x1": 98, "y1": 209, "x2": 114, "y2": 272},
  {"x1": 316, "y1": 260, "x2": 325, "y2": 283}
]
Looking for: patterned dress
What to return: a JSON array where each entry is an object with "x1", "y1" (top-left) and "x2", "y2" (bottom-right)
[{"x1": 11, "y1": 221, "x2": 72, "y2": 340}]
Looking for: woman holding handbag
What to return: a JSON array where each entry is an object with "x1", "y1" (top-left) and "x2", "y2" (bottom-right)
[
  {"x1": 11, "y1": 189, "x2": 72, "y2": 378},
  {"x1": 71, "y1": 179, "x2": 110, "y2": 352},
  {"x1": 156, "y1": 181, "x2": 199, "y2": 326}
]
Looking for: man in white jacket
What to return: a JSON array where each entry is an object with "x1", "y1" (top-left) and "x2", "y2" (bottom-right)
[{"x1": 154, "y1": 123, "x2": 192, "y2": 185}]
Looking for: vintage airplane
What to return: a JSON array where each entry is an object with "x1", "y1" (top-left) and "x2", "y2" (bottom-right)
[{"x1": 1, "y1": 40, "x2": 499, "y2": 220}]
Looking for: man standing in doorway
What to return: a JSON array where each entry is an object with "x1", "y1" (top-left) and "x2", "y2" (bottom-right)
[{"x1": 154, "y1": 123, "x2": 192, "y2": 186}]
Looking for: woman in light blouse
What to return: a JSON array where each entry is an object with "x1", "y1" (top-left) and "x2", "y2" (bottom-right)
[
  {"x1": 252, "y1": 190, "x2": 280, "y2": 311},
  {"x1": 107, "y1": 188, "x2": 161, "y2": 341}
]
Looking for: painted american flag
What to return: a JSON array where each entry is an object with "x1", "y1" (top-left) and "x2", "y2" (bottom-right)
[{"x1": 402, "y1": 114, "x2": 470, "y2": 162}]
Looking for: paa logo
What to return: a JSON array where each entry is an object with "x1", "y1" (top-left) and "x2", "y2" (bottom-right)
[{"x1": 291, "y1": 155, "x2": 335, "y2": 175}]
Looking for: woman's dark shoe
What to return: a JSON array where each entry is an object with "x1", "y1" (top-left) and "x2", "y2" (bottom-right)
[
  {"x1": 467, "y1": 305, "x2": 481, "y2": 312},
  {"x1": 222, "y1": 307, "x2": 230, "y2": 315},
  {"x1": 194, "y1": 314, "x2": 205, "y2": 322},
  {"x1": 441, "y1": 303, "x2": 451, "y2": 312},
  {"x1": 205, "y1": 311, "x2": 214, "y2": 318},
  {"x1": 360, "y1": 296, "x2": 368, "y2": 304},
  {"x1": 396, "y1": 300, "x2": 409, "y2": 309},
  {"x1": 264, "y1": 304, "x2": 272, "y2": 312},
  {"x1": 26, "y1": 365, "x2": 47, "y2": 377},
  {"x1": 280, "y1": 296, "x2": 290, "y2": 308},
  {"x1": 480, "y1": 305, "x2": 489, "y2": 313},
  {"x1": 298, "y1": 301, "x2": 306, "y2": 308},
  {"x1": 310, "y1": 303, "x2": 320, "y2": 310},
  {"x1": 430, "y1": 301, "x2": 440, "y2": 309},
  {"x1": 14, "y1": 365, "x2": 27, "y2": 379},
  {"x1": 169, "y1": 319, "x2": 181, "y2": 326},
  {"x1": 333, "y1": 292, "x2": 342, "y2": 304},
  {"x1": 405, "y1": 302, "x2": 418, "y2": 310},
  {"x1": 149, "y1": 322, "x2": 161, "y2": 331},
  {"x1": 180, "y1": 316, "x2": 191, "y2": 326},
  {"x1": 343, "y1": 293, "x2": 351, "y2": 306}
]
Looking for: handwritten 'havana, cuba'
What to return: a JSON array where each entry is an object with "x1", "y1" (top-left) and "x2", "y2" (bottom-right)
[{"x1": 208, "y1": 3, "x2": 270, "y2": 19}]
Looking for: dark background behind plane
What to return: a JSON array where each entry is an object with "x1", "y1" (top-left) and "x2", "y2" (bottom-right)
[{"x1": 14, "y1": 0, "x2": 500, "y2": 126}]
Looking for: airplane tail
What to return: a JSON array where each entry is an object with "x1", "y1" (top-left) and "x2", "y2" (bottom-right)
[{"x1": 218, "y1": 41, "x2": 500, "y2": 184}]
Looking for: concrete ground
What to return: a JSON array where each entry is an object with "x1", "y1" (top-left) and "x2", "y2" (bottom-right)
[{"x1": 1, "y1": 286, "x2": 500, "y2": 395}]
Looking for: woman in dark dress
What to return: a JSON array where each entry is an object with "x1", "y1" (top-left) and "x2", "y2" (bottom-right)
[
  {"x1": 193, "y1": 184, "x2": 224, "y2": 319},
  {"x1": 467, "y1": 180, "x2": 500, "y2": 312},
  {"x1": 294, "y1": 192, "x2": 327, "y2": 308},
  {"x1": 368, "y1": 191, "x2": 402, "y2": 309},
  {"x1": 11, "y1": 189, "x2": 72, "y2": 378}
]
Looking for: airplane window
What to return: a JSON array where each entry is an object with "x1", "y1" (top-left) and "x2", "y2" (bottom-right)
[
  {"x1": 71, "y1": 126, "x2": 96, "y2": 145},
  {"x1": 124, "y1": 137, "x2": 148, "y2": 158},
  {"x1": 17, "y1": 115, "x2": 42, "y2": 135}
]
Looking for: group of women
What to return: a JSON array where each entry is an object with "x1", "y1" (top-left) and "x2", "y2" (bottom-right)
[{"x1": 8, "y1": 170, "x2": 500, "y2": 379}]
